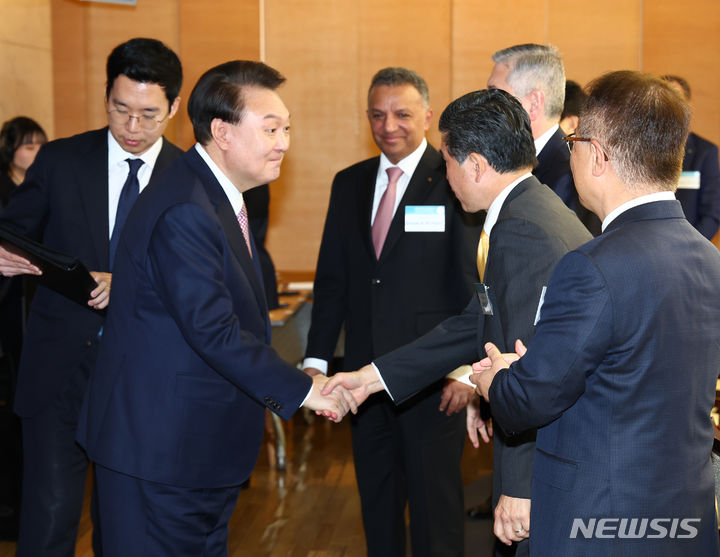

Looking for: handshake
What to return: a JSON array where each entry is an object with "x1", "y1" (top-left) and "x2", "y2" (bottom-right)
[
  {"x1": 302, "y1": 339, "x2": 527, "y2": 423},
  {"x1": 301, "y1": 364, "x2": 384, "y2": 423}
]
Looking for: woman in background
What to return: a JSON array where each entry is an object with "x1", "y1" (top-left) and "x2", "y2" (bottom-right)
[
  {"x1": 0, "y1": 116, "x2": 45, "y2": 540},
  {"x1": 0, "y1": 116, "x2": 47, "y2": 208}
]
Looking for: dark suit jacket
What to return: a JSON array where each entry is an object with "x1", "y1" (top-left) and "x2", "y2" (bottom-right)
[
  {"x1": 77, "y1": 148, "x2": 312, "y2": 488},
  {"x1": 536, "y1": 127, "x2": 601, "y2": 236},
  {"x1": 676, "y1": 131, "x2": 720, "y2": 239},
  {"x1": 0, "y1": 128, "x2": 182, "y2": 417},
  {"x1": 376, "y1": 176, "x2": 591, "y2": 501},
  {"x1": 305, "y1": 144, "x2": 480, "y2": 372},
  {"x1": 490, "y1": 201, "x2": 720, "y2": 556}
]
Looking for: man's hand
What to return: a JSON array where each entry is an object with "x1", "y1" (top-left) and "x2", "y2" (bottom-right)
[
  {"x1": 0, "y1": 243, "x2": 41, "y2": 277},
  {"x1": 466, "y1": 394, "x2": 493, "y2": 448},
  {"x1": 303, "y1": 374, "x2": 357, "y2": 423},
  {"x1": 88, "y1": 271, "x2": 112, "y2": 310},
  {"x1": 439, "y1": 378, "x2": 474, "y2": 415},
  {"x1": 302, "y1": 366, "x2": 324, "y2": 377},
  {"x1": 322, "y1": 364, "x2": 384, "y2": 407},
  {"x1": 494, "y1": 494, "x2": 531, "y2": 546},
  {"x1": 469, "y1": 340, "x2": 526, "y2": 401}
]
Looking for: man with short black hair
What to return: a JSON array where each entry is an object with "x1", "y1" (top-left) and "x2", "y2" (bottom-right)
[
  {"x1": 78, "y1": 60, "x2": 353, "y2": 557},
  {"x1": 0, "y1": 37, "x2": 183, "y2": 557},
  {"x1": 477, "y1": 70, "x2": 720, "y2": 556}
]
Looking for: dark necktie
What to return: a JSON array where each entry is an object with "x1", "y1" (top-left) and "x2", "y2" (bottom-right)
[{"x1": 109, "y1": 158, "x2": 144, "y2": 268}]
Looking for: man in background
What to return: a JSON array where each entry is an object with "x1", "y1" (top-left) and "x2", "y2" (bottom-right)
[
  {"x1": 476, "y1": 70, "x2": 720, "y2": 557},
  {"x1": 559, "y1": 80, "x2": 587, "y2": 136},
  {"x1": 662, "y1": 74, "x2": 720, "y2": 239},
  {"x1": 0, "y1": 38, "x2": 183, "y2": 556},
  {"x1": 488, "y1": 43, "x2": 600, "y2": 236},
  {"x1": 303, "y1": 67, "x2": 482, "y2": 557}
]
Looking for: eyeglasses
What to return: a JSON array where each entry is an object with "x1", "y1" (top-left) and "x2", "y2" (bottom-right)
[
  {"x1": 107, "y1": 107, "x2": 170, "y2": 131},
  {"x1": 565, "y1": 133, "x2": 609, "y2": 161}
]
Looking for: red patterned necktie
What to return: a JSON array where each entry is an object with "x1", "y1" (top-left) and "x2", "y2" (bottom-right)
[
  {"x1": 236, "y1": 203, "x2": 252, "y2": 257},
  {"x1": 372, "y1": 166, "x2": 403, "y2": 257}
]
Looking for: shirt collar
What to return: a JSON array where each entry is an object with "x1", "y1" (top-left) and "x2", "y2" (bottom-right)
[
  {"x1": 484, "y1": 172, "x2": 533, "y2": 235},
  {"x1": 194, "y1": 143, "x2": 245, "y2": 215},
  {"x1": 534, "y1": 123, "x2": 560, "y2": 156},
  {"x1": 602, "y1": 191, "x2": 676, "y2": 232},
  {"x1": 378, "y1": 137, "x2": 427, "y2": 179},
  {"x1": 107, "y1": 129, "x2": 163, "y2": 169}
]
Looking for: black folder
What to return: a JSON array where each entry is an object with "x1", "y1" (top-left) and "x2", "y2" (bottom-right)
[{"x1": 0, "y1": 224, "x2": 98, "y2": 306}]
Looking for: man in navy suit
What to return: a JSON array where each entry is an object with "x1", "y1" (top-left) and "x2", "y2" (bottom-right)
[
  {"x1": 0, "y1": 38, "x2": 183, "y2": 556},
  {"x1": 662, "y1": 74, "x2": 720, "y2": 240},
  {"x1": 488, "y1": 43, "x2": 601, "y2": 236},
  {"x1": 77, "y1": 60, "x2": 354, "y2": 557},
  {"x1": 475, "y1": 71, "x2": 720, "y2": 556}
]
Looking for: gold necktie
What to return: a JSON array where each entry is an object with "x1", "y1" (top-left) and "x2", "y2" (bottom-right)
[{"x1": 477, "y1": 229, "x2": 489, "y2": 282}]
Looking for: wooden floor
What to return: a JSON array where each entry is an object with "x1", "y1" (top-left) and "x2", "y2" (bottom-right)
[{"x1": 0, "y1": 410, "x2": 493, "y2": 557}]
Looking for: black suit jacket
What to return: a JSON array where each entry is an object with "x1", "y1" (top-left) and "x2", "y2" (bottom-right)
[
  {"x1": 375, "y1": 176, "x2": 592, "y2": 500},
  {"x1": 676, "y1": 131, "x2": 720, "y2": 239},
  {"x1": 306, "y1": 144, "x2": 481, "y2": 374},
  {"x1": 536, "y1": 127, "x2": 601, "y2": 236},
  {"x1": 0, "y1": 128, "x2": 182, "y2": 416}
]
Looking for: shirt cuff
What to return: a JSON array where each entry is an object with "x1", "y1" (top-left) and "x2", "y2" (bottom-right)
[
  {"x1": 300, "y1": 385, "x2": 313, "y2": 407},
  {"x1": 446, "y1": 364, "x2": 474, "y2": 386},
  {"x1": 302, "y1": 357, "x2": 328, "y2": 375},
  {"x1": 371, "y1": 362, "x2": 394, "y2": 401}
]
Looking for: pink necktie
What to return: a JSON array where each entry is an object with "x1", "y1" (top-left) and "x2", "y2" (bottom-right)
[
  {"x1": 236, "y1": 203, "x2": 252, "y2": 257},
  {"x1": 372, "y1": 166, "x2": 403, "y2": 257}
]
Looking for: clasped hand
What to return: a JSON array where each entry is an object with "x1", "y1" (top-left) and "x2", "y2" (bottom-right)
[
  {"x1": 469, "y1": 339, "x2": 527, "y2": 401},
  {"x1": 303, "y1": 373, "x2": 359, "y2": 423}
]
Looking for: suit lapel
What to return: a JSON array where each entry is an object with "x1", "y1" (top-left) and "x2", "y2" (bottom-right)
[
  {"x1": 377, "y1": 145, "x2": 443, "y2": 264},
  {"x1": 357, "y1": 158, "x2": 380, "y2": 260},
  {"x1": 77, "y1": 129, "x2": 110, "y2": 269},
  {"x1": 184, "y1": 150, "x2": 268, "y2": 320}
]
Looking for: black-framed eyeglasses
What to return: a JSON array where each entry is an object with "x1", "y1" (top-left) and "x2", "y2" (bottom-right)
[
  {"x1": 107, "y1": 107, "x2": 170, "y2": 131},
  {"x1": 565, "y1": 133, "x2": 609, "y2": 161}
]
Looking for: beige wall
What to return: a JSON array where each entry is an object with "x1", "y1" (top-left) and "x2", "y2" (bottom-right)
[{"x1": 1, "y1": 0, "x2": 718, "y2": 269}]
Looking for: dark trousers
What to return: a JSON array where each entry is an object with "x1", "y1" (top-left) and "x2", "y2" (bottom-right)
[
  {"x1": 350, "y1": 386, "x2": 466, "y2": 557},
  {"x1": 95, "y1": 464, "x2": 242, "y2": 557},
  {"x1": 16, "y1": 344, "x2": 100, "y2": 557}
]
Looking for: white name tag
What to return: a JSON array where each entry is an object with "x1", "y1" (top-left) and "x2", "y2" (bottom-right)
[
  {"x1": 677, "y1": 171, "x2": 700, "y2": 190},
  {"x1": 404, "y1": 205, "x2": 445, "y2": 232},
  {"x1": 534, "y1": 286, "x2": 547, "y2": 325}
]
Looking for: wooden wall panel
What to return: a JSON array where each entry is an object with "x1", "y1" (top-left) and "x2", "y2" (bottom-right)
[
  {"x1": 264, "y1": 0, "x2": 452, "y2": 271},
  {"x1": 177, "y1": 0, "x2": 261, "y2": 149},
  {"x1": 0, "y1": 0, "x2": 54, "y2": 138},
  {"x1": 451, "y1": 1, "x2": 545, "y2": 99},
  {"x1": 643, "y1": 0, "x2": 720, "y2": 146},
  {"x1": 549, "y1": 0, "x2": 642, "y2": 86}
]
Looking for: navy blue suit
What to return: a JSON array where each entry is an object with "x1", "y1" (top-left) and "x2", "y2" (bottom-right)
[
  {"x1": 78, "y1": 148, "x2": 312, "y2": 554},
  {"x1": 676, "y1": 132, "x2": 720, "y2": 239},
  {"x1": 490, "y1": 200, "x2": 720, "y2": 556},
  {"x1": 0, "y1": 128, "x2": 182, "y2": 556}
]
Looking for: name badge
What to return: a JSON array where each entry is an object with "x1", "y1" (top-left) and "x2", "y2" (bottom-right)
[
  {"x1": 475, "y1": 283, "x2": 494, "y2": 316},
  {"x1": 677, "y1": 171, "x2": 700, "y2": 190},
  {"x1": 534, "y1": 286, "x2": 547, "y2": 325},
  {"x1": 405, "y1": 205, "x2": 445, "y2": 232}
]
